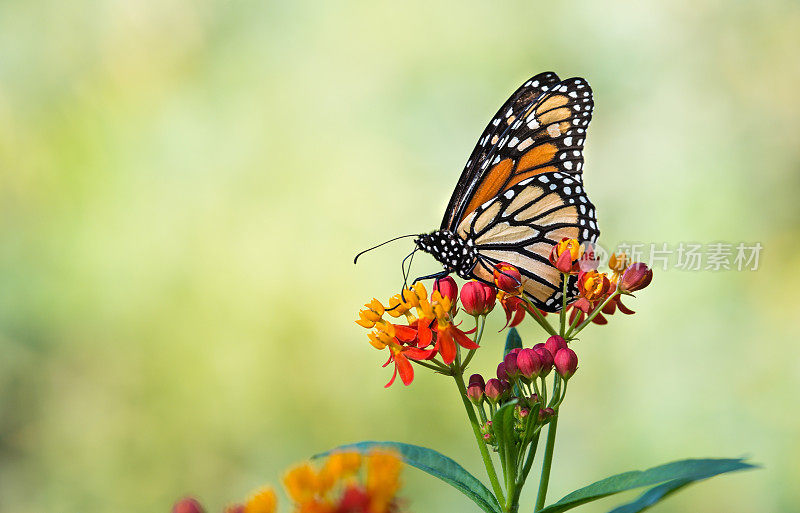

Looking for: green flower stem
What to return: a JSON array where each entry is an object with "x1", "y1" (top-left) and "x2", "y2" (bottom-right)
[
  {"x1": 549, "y1": 375, "x2": 562, "y2": 408},
  {"x1": 559, "y1": 273, "x2": 569, "y2": 336},
  {"x1": 522, "y1": 297, "x2": 558, "y2": 337},
  {"x1": 512, "y1": 429, "x2": 541, "y2": 506},
  {"x1": 551, "y1": 380, "x2": 568, "y2": 409},
  {"x1": 413, "y1": 359, "x2": 450, "y2": 373},
  {"x1": 566, "y1": 291, "x2": 620, "y2": 338},
  {"x1": 534, "y1": 416, "x2": 559, "y2": 512},
  {"x1": 461, "y1": 316, "x2": 486, "y2": 372},
  {"x1": 453, "y1": 370, "x2": 507, "y2": 508}
]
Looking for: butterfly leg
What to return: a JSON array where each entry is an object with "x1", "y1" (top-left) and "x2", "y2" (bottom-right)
[{"x1": 411, "y1": 270, "x2": 451, "y2": 285}]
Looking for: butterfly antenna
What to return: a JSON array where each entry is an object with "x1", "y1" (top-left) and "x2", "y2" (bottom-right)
[
  {"x1": 353, "y1": 234, "x2": 420, "y2": 264},
  {"x1": 401, "y1": 247, "x2": 418, "y2": 290}
]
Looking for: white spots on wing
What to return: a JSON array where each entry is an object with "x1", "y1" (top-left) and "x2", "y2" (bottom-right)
[
  {"x1": 492, "y1": 155, "x2": 500, "y2": 165},
  {"x1": 508, "y1": 137, "x2": 519, "y2": 148},
  {"x1": 558, "y1": 85, "x2": 568, "y2": 92},
  {"x1": 505, "y1": 108, "x2": 513, "y2": 117},
  {"x1": 546, "y1": 124, "x2": 561, "y2": 138},
  {"x1": 531, "y1": 80, "x2": 539, "y2": 87},
  {"x1": 517, "y1": 137, "x2": 534, "y2": 151},
  {"x1": 568, "y1": 91, "x2": 578, "y2": 98},
  {"x1": 549, "y1": 184, "x2": 557, "y2": 190},
  {"x1": 564, "y1": 161, "x2": 573, "y2": 170},
  {"x1": 527, "y1": 118, "x2": 540, "y2": 130},
  {"x1": 579, "y1": 204, "x2": 586, "y2": 214},
  {"x1": 492, "y1": 118, "x2": 501, "y2": 126},
  {"x1": 538, "y1": 175, "x2": 549, "y2": 183},
  {"x1": 564, "y1": 137, "x2": 573, "y2": 145},
  {"x1": 504, "y1": 189, "x2": 515, "y2": 199},
  {"x1": 564, "y1": 186, "x2": 572, "y2": 195}
]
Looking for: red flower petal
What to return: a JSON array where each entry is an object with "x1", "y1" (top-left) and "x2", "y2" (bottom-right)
[
  {"x1": 436, "y1": 329, "x2": 457, "y2": 364},
  {"x1": 394, "y1": 324, "x2": 417, "y2": 343},
  {"x1": 395, "y1": 352, "x2": 415, "y2": 386},
  {"x1": 452, "y1": 327, "x2": 480, "y2": 350}
]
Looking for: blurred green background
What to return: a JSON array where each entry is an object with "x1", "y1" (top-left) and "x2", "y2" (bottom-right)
[{"x1": 1, "y1": 1, "x2": 798, "y2": 512}]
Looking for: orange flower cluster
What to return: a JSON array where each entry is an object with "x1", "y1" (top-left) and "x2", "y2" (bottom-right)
[
  {"x1": 356, "y1": 282, "x2": 479, "y2": 386},
  {"x1": 568, "y1": 250, "x2": 653, "y2": 326},
  {"x1": 173, "y1": 451, "x2": 404, "y2": 513}
]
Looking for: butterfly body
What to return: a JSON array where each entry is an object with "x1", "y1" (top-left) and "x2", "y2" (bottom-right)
[
  {"x1": 413, "y1": 72, "x2": 600, "y2": 312},
  {"x1": 415, "y1": 230, "x2": 477, "y2": 279}
]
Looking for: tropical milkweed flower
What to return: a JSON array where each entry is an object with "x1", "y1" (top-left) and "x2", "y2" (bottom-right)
[
  {"x1": 356, "y1": 282, "x2": 480, "y2": 386},
  {"x1": 578, "y1": 271, "x2": 612, "y2": 302},
  {"x1": 549, "y1": 238, "x2": 582, "y2": 274},
  {"x1": 493, "y1": 262, "x2": 523, "y2": 293},
  {"x1": 619, "y1": 262, "x2": 653, "y2": 294},
  {"x1": 197, "y1": 450, "x2": 405, "y2": 513}
]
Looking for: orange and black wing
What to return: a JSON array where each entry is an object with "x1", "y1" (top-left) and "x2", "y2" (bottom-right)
[
  {"x1": 456, "y1": 171, "x2": 599, "y2": 311},
  {"x1": 442, "y1": 75, "x2": 594, "y2": 232}
]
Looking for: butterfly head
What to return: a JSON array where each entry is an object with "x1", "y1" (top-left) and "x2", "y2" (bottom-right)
[{"x1": 415, "y1": 230, "x2": 477, "y2": 279}]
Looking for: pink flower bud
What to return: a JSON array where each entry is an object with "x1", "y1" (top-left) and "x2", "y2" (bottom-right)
[
  {"x1": 619, "y1": 263, "x2": 653, "y2": 293},
  {"x1": 460, "y1": 281, "x2": 497, "y2": 316},
  {"x1": 467, "y1": 382, "x2": 484, "y2": 403},
  {"x1": 468, "y1": 373, "x2": 485, "y2": 389},
  {"x1": 554, "y1": 348, "x2": 578, "y2": 379},
  {"x1": 485, "y1": 378, "x2": 503, "y2": 403},
  {"x1": 538, "y1": 407, "x2": 555, "y2": 421},
  {"x1": 493, "y1": 262, "x2": 523, "y2": 293},
  {"x1": 517, "y1": 348, "x2": 543, "y2": 379},
  {"x1": 544, "y1": 335, "x2": 567, "y2": 357},
  {"x1": 172, "y1": 498, "x2": 205, "y2": 513},
  {"x1": 496, "y1": 362, "x2": 508, "y2": 381},
  {"x1": 433, "y1": 276, "x2": 458, "y2": 302},
  {"x1": 532, "y1": 344, "x2": 554, "y2": 376},
  {"x1": 503, "y1": 352, "x2": 520, "y2": 378}
]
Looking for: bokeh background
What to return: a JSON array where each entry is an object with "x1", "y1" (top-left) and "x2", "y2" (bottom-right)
[{"x1": 1, "y1": 1, "x2": 799, "y2": 512}]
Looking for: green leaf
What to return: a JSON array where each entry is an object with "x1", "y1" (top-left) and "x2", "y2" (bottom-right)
[
  {"x1": 313, "y1": 441, "x2": 502, "y2": 513},
  {"x1": 605, "y1": 478, "x2": 693, "y2": 513},
  {"x1": 538, "y1": 458, "x2": 756, "y2": 513},
  {"x1": 504, "y1": 327, "x2": 523, "y2": 356}
]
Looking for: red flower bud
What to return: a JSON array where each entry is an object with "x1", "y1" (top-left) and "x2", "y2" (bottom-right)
[
  {"x1": 544, "y1": 335, "x2": 567, "y2": 357},
  {"x1": 493, "y1": 262, "x2": 523, "y2": 293},
  {"x1": 172, "y1": 498, "x2": 206, "y2": 513},
  {"x1": 485, "y1": 378, "x2": 503, "y2": 402},
  {"x1": 516, "y1": 348, "x2": 543, "y2": 379},
  {"x1": 532, "y1": 344, "x2": 554, "y2": 376},
  {"x1": 496, "y1": 362, "x2": 508, "y2": 381},
  {"x1": 503, "y1": 352, "x2": 520, "y2": 378},
  {"x1": 619, "y1": 263, "x2": 653, "y2": 293},
  {"x1": 433, "y1": 276, "x2": 458, "y2": 302},
  {"x1": 548, "y1": 238, "x2": 581, "y2": 274},
  {"x1": 538, "y1": 407, "x2": 555, "y2": 421},
  {"x1": 460, "y1": 281, "x2": 497, "y2": 316},
  {"x1": 468, "y1": 373, "x2": 485, "y2": 389},
  {"x1": 554, "y1": 348, "x2": 578, "y2": 379},
  {"x1": 467, "y1": 383, "x2": 484, "y2": 403}
]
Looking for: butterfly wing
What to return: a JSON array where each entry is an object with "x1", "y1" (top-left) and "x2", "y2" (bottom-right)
[
  {"x1": 443, "y1": 76, "x2": 594, "y2": 232},
  {"x1": 456, "y1": 171, "x2": 599, "y2": 311},
  {"x1": 441, "y1": 72, "x2": 562, "y2": 231}
]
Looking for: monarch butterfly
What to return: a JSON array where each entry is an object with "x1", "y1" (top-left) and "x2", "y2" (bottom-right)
[{"x1": 357, "y1": 72, "x2": 599, "y2": 312}]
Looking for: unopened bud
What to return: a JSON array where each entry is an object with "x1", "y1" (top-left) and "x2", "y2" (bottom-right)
[
  {"x1": 172, "y1": 498, "x2": 205, "y2": 513},
  {"x1": 485, "y1": 379, "x2": 503, "y2": 403},
  {"x1": 554, "y1": 348, "x2": 578, "y2": 379}
]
